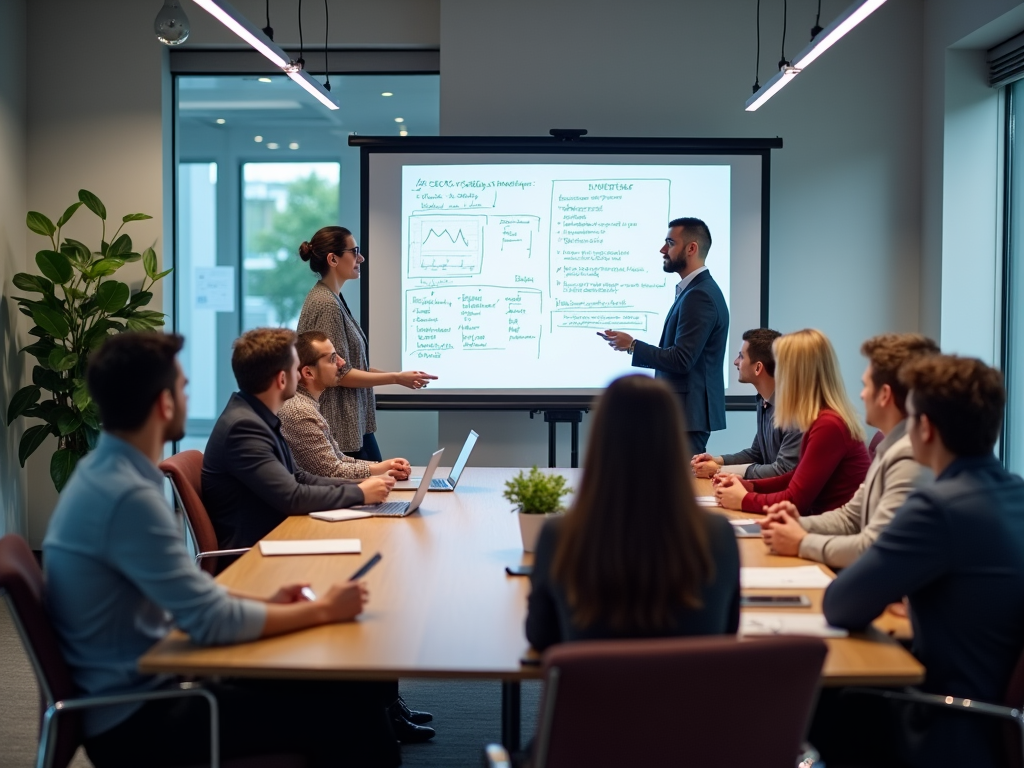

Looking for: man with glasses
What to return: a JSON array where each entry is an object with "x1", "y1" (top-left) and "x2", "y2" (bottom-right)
[{"x1": 279, "y1": 330, "x2": 413, "y2": 481}]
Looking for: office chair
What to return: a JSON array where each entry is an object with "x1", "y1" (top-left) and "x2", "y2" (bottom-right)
[
  {"x1": 485, "y1": 635, "x2": 827, "y2": 768},
  {"x1": 160, "y1": 450, "x2": 249, "y2": 574}
]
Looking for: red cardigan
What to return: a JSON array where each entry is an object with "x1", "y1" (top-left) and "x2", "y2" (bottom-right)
[{"x1": 740, "y1": 409, "x2": 870, "y2": 515}]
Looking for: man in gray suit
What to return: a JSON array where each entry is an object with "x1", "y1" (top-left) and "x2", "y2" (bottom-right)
[
  {"x1": 760, "y1": 333, "x2": 940, "y2": 567},
  {"x1": 599, "y1": 217, "x2": 729, "y2": 454}
]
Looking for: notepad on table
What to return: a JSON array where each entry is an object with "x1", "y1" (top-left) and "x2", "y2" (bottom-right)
[
  {"x1": 309, "y1": 509, "x2": 374, "y2": 523},
  {"x1": 740, "y1": 566, "x2": 833, "y2": 589},
  {"x1": 258, "y1": 539, "x2": 362, "y2": 556},
  {"x1": 740, "y1": 613, "x2": 848, "y2": 638},
  {"x1": 695, "y1": 495, "x2": 720, "y2": 507}
]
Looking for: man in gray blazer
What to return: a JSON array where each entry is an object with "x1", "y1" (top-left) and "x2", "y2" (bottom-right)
[
  {"x1": 760, "y1": 333, "x2": 940, "y2": 568},
  {"x1": 599, "y1": 217, "x2": 729, "y2": 454}
]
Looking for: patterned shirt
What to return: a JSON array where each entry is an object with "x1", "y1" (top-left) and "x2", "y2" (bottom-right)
[
  {"x1": 297, "y1": 281, "x2": 377, "y2": 451},
  {"x1": 278, "y1": 386, "x2": 373, "y2": 479}
]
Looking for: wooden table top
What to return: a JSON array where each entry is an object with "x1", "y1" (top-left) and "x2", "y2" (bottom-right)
[{"x1": 140, "y1": 468, "x2": 923, "y2": 687}]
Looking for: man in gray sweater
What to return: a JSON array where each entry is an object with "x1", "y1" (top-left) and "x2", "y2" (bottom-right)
[
  {"x1": 692, "y1": 328, "x2": 802, "y2": 479},
  {"x1": 760, "y1": 333, "x2": 939, "y2": 568}
]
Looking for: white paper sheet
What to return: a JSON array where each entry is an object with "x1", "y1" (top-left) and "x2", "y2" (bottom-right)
[
  {"x1": 740, "y1": 613, "x2": 849, "y2": 638},
  {"x1": 695, "y1": 495, "x2": 720, "y2": 507},
  {"x1": 740, "y1": 566, "x2": 833, "y2": 589},
  {"x1": 258, "y1": 539, "x2": 362, "y2": 556},
  {"x1": 309, "y1": 510, "x2": 374, "y2": 522},
  {"x1": 728, "y1": 518, "x2": 760, "y2": 526}
]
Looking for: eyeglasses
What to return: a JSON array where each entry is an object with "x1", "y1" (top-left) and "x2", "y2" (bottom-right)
[
  {"x1": 315, "y1": 351, "x2": 340, "y2": 364},
  {"x1": 338, "y1": 246, "x2": 361, "y2": 257}
]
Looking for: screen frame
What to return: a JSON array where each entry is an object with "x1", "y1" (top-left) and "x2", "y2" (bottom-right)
[{"x1": 353, "y1": 135, "x2": 780, "y2": 411}]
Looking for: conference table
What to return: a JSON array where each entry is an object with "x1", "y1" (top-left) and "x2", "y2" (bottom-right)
[{"x1": 140, "y1": 467, "x2": 924, "y2": 750}]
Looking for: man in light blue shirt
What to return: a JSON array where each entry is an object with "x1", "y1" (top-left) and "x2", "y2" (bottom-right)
[{"x1": 44, "y1": 332, "x2": 399, "y2": 768}]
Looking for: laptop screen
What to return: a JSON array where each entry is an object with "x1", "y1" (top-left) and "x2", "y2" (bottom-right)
[{"x1": 448, "y1": 430, "x2": 479, "y2": 484}]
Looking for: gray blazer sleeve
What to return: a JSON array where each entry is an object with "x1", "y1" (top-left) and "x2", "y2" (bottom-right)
[
  {"x1": 722, "y1": 427, "x2": 802, "y2": 480},
  {"x1": 798, "y1": 452, "x2": 922, "y2": 569}
]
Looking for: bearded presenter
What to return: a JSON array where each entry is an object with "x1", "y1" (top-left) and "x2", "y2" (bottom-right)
[{"x1": 598, "y1": 217, "x2": 729, "y2": 454}]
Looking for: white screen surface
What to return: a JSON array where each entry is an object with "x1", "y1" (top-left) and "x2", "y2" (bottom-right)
[{"x1": 367, "y1": 152, "x2": 763, "y2": 401}]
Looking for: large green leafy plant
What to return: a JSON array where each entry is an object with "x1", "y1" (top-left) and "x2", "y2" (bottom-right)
[
  {"x1": 5, "y1": 190, "x2": 172, "y2": 491},
  {"x1": 503, "y1": 466, "x2": 572, "y2": 515}
]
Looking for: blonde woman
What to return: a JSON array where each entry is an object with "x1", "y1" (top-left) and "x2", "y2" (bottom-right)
[{"x1": 715, "y1": 329, "x2": 870, "y2": 515}]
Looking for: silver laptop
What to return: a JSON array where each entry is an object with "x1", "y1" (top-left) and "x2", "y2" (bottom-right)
[
  {"x1": 393, "y1": 430, "x2": 478, "y2": 492},
  {"x1": 352, "y1": 448, "x2": 444, "y2": 517}
]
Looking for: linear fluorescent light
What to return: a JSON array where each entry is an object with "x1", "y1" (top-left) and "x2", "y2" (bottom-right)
[
  {"x1": 285, "y1": 69, "x2": 340, "y2": 110},
  {"x1": 745, "y1": 0, "x2": 887, "y2": 111},
  {"x1": 190, "y1": 0, "x2": 287, "y2": 67},
  {"x1": 745, "y1": 68, "x2": 800, "y2": 112},
  {"x1": 794, "y1": 0, "x2": 888, "y2": 69},
  {"x1": 190, "y1": 0, "x2": 338, "y2": 110}
]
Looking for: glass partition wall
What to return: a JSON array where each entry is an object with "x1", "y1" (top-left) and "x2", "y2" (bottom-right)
[{"x1": 175, "y1": 73, "x2": 439, "y2": 451}]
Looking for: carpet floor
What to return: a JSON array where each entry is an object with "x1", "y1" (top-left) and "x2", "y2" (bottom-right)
[{"x1": 0, "y1": 602, "x2": 540, "y2": 768}]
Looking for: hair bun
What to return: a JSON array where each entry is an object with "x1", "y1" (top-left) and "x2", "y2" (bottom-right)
[{"x1": 298, "y1": 241, "x2": 313, "y2": 261}]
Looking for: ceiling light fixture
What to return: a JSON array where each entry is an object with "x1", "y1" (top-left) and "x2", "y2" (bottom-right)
[
  {"x1": 258, "y1": 76, "x2": 273, "y2": 83},
  {"x1": 289, "y1": 142, "x2": 300, "y2": 150},
  {"x1": 745, "y1": 0, "x2": 888, "y2": 111},
  {"x1": 395, "y1": 117, "x2": 404, "y2": 123},
  {"x1": 191, "y1": 0, "x2": 338, "y2": 109},
  {"x1": 254, "y1": 135, "x2": 263, "y2": 142},
  {"x1": 381, "y1": 92, "x2": 393, "y2": 97},
  {"x1": 154, "y1": 0, "x2": 190, "y2": 45},
  {"x1": 215, "y1": 118, "x2": 226, "y2": 124},
  {"x1": 399, "y1": 130, "x2": 408, "y2": 137},
  {"x1": 266, "y1": 142, "x2": 280, "y2": 149}
]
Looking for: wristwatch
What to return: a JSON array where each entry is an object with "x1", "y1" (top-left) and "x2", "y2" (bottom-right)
[{"x1": 627, "y1": 340, "x2": 636, "y2": 355}]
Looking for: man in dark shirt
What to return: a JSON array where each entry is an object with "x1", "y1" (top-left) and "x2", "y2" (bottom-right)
[
  {"x1": 823, "y1": 355, "x2": 1024, "y2": 768},
  {"x1": 691, "y1": 327, "x2": 802, "y2": 479},
  {"x1": 203, "y1": 328, "x2": 393, "y2": 551}
]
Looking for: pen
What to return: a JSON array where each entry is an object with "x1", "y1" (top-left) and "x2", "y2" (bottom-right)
[{"x1": 300, "y1": 586, "x2": 317, "y2": 602}]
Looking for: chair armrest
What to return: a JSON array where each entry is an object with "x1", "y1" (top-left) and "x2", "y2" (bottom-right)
[
  {"x1": 482, "y1": 743, "x2": 512, "y2": 768},
  {"x1": 195, "y1": 548, "x2": 250, "y2": 564},
  {"x1": 844, "y1": 686, "x2": 1023, "y2": 722},
  {"x1": 39, "y1": 683, "x2": 220, "y2": 768}
]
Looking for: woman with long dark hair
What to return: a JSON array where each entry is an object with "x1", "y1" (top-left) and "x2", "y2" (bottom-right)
[
  {"x1": 296, "y1": 226, "x2": 436, "y2": 461},
  {"x1": 526, "y1": 375, "x2": 740, "y2": 650}
]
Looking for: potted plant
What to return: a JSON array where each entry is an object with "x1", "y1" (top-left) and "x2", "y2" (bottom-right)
[
  {"x1": 5, "y1": 190, "x2": 171, "y2": 491},
  {"x1": 503, "y1": 466, "x2": 572, "y2": 553}
]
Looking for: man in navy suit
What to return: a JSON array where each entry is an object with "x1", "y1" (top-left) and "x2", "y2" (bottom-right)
[{"x1": 600, "y1": 217, "x2": 729, "y2": 454}]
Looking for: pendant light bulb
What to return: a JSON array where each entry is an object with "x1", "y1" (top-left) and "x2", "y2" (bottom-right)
[{"x1": 154, "y1": 0, "x2": 191, "y2": 46}]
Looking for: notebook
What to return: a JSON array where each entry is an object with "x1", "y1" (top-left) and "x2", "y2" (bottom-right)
[{"x1": 258, "y1": 538, "x2": 361, "y2": 556}]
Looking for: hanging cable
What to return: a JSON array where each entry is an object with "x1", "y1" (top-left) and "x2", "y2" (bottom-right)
[
  {"x1": 297, "y1": 0, "x2": 305, "y2": 69},
  {"x1": 752, "y1": 0, "x2": 761, "y2": 93},
  {"x1": 263, "y1": 0, "x2": 273, "y2": 39},
  {"x1": 323, "y1": 0, "x2": 331, "y2": 91},
  {"x1": 779, "y1": 0, "x2": 789, "y2": 69},
  {"x1": 811, "y1": 0, "x2": 823, "y2": 39}
]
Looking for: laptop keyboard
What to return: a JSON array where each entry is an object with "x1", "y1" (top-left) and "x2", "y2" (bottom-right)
[
  {"x1": 430, "y1": 478, "x2": 449, "y2": 489},
  {"x1": 371, "y1": 501, "x2": 411, "y2": 517}
]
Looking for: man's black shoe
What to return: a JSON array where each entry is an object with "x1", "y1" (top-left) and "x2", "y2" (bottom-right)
[
  {"x1": 395, "y1": 695, "x2": 433, "y2": 724},
  {"x1": 389, "y1": 706, "x2": 436, "y2": 743}
]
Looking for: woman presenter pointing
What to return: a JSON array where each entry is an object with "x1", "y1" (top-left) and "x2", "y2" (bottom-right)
[{"x1": 297, "y1": 226, "x2": 437, "y2": 461}]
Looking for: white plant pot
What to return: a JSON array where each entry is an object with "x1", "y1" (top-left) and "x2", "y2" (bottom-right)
[{"x1": 518, "y1": 510, "x2": 559, "y2": 553}]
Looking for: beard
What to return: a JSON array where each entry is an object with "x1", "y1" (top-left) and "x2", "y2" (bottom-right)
[{"x1": 662, "y1": 253, "x2": 684, "y2": 274}]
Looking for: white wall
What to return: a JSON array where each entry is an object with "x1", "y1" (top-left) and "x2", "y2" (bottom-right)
[
  {"x1": 438, "y1": 0, "x2": 924, "y2": 464},
  {"x1": 0, "y1": 0, "x2": 27, "y2": 538}
]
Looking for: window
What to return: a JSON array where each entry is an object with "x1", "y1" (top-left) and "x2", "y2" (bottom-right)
[
  {"x1": 1003, "y1": 81, "x2": 1024, "y2": 474},
  {"x1": 173, "y1": 73, "x2": 439, "y2": 450}
]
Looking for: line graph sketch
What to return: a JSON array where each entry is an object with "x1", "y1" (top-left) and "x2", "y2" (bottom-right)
[{"x1": 408, "y1": 215, "x2": 486, "y2": 277}]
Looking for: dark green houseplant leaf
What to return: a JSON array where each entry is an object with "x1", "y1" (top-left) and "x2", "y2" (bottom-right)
[
  {"x1": 108, "y1": 233, "x2": 132, "y2": 256},
  {"x1": 86, "y1": 258, "x2": 124, "y2": 279},
  {"x1": 56, "y1": 201, "x2": 83, "y2": 227},
  {"x1": 94, "y1": 281, "x2": 130, "y2": 312},
  {"x1": 6, "y1": 385, "x2": 40, "y2": 426},
  {"x1": 18, "y1": 424, "x2": 52, "y2": 467},
  {"x1": 12, "y1": 273, "x2": 54, "y2": 294},
  {"x1": 78, "y1": 189, "x2": 106, "y2": 220},
  {"x1": 26, "y1": 211, "x2": 56, "y2": 237},
  {"x1": 142, "y1": 247, "x2": 158, "y2": 279},
  {"x1": 122, "y1": 213, "x2": 152, "y2": 222},
  {"x1": 31, "y1": 305, "x2": 70, "y2": 339},
  {"x1": 50, "y1": 448, "x2": 80, "y2": 491},
  {"x1": 47, "y1": 349, "x2": 78, "y2": 371},
  {"x1": 35, "y1": 250, "x2": 73, "y2": 284}
]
